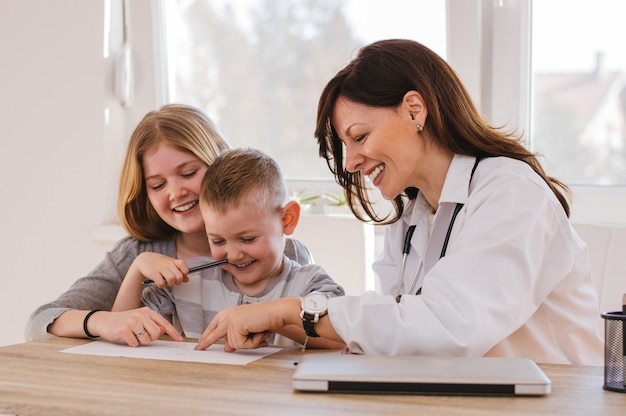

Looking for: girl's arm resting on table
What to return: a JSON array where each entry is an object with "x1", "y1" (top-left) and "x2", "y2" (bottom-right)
[
  {"x1": 24, "y1": 237, "x2": 180, "y2": 342},
  {"x1": 48, "y1": 308, "x2": 183, "y2": 346},
  {"x1": 48, "y1": 309, "x2": 98, "y2": 339}
]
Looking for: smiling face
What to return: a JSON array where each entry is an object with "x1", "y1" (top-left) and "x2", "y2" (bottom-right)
[
  {"x1": 332, "y1": 95, "x2": 427, "y2": 200},
  {"x1": 201, "y1": 195, "x2": 288, "y2": 296},
  {"x1": 142, "y1": 142, "x2": 208, "y2": 236}
]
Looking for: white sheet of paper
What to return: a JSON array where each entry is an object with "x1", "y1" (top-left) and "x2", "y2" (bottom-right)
[{"x1": 61, "y1": 340, "x2": 280, "y2": 366}]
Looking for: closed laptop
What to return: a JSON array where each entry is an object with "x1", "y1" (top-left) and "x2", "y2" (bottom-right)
[{"x1": 292, "y1": 352, "x2": 551, "y2": 396}]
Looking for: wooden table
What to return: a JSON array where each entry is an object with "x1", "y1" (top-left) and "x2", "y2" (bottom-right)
[{"x1": 0, "y1": 337, "x2": 624, "y2": 416}]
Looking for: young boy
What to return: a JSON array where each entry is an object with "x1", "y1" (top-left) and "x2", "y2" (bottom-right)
[{"x1": 114, "y1": 148, "x2": 345, "y2": 349}]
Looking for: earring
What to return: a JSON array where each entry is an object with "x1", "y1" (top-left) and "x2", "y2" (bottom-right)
[{"x1": 416, "y1": 124, "x2": 424, "y2": 132}]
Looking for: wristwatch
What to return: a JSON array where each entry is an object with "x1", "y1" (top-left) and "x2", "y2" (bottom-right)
[{"x1": 300, "y1": 291, "x2": 330, "y2": 337}]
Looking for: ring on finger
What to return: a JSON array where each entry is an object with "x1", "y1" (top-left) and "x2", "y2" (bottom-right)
[{"x1": 135, "y1": 329, "x2": 145, "y2": 338}]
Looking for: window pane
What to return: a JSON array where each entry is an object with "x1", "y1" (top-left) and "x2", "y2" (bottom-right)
[
  {"x1": 164, "y1": 0, "x2": 446, "y2": 179},
  {"x1": 531, "y1": 0, "x2": 626, "y2": 185}
]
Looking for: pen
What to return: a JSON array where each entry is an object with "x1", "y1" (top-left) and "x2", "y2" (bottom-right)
[
  {"x1": 623, "y1": 293, "x2": 625, "y2": 386},
  {"x1": 395, "y1": 225, "x2": 416, "y2": 303},
  {"x1": 142, "y1": 259, "x2": 228, "y2": 285}
]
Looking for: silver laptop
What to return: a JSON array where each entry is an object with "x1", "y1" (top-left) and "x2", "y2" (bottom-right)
[{"x1": 292, "y1": 352, "x2": 551, "y2": 396}]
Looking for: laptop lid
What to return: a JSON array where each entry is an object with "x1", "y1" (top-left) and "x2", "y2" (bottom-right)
[{"x1": 292, "y1": 353, "x2": 551, "y2": 396}]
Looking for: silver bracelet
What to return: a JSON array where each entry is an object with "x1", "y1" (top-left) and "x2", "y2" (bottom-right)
[{"x1": 301, "y1": 335, "x2": 309, "y2": 352}]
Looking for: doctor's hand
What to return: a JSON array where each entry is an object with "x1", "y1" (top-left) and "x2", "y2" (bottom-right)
[{"x1": 195, "y1": 297, "x2": 301, "y2": 351}]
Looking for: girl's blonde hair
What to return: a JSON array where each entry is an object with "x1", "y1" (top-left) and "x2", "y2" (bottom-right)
[{"x1": 118, "y1": 104, "x2": 230, "y2": 241}]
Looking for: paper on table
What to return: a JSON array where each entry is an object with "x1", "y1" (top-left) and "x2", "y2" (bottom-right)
[{"x1": 61, "y1": 340, "x2": 280, "y2": 366}]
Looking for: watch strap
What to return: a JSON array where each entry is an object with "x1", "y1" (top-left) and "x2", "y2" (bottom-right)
[{"x1": 301, "y1": 312, "x2": 321, "y2": 337}]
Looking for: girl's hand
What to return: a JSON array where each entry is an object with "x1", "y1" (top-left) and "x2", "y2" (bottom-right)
[
  {"x1": 88, "y1": 307, "x2": 183, "y2": 347},
  {"x1": 113, "y1": 253, "x2": 191, "y2": 312},
  {"x1": 130, "y1": 252, "x2": 190, "y2": 288}
]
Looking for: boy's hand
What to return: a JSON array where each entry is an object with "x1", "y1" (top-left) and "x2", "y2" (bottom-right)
[{"x1": 195, "y1": 298, "x2": 300, "y2": 351}]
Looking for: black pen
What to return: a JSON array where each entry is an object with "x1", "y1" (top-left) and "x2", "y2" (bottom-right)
[
  {"x1": 622, "y1": 293, "x2": 625, "y2": 387},
  {"x1": 142, "y1": 259, "x2": 228, "y2": 285}
]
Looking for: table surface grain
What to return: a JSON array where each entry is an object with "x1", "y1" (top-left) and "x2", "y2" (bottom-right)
[{"x1": 0, "y1": 337, "x2": 624, "y2": 416}]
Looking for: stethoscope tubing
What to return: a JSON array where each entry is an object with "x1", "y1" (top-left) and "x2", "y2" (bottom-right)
[{"x1": 393, "y1": 157, "x2": 481, "y2": 303}]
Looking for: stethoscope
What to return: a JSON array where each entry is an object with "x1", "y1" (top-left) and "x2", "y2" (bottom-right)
[
  {"x1": 394, "y1": 158, "x2": 481, "y2": 303},
  {"x1": 394, "y1": 204, "x2": 463, "y2": 302}
]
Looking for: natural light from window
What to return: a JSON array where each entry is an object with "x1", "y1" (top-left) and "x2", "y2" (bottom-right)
[
  {"x1": 164, "y1": 0, "x2": 446, "y2": 180},
  {"x1": 531, "y1": 0, "x2": 626, "y2": 186}
]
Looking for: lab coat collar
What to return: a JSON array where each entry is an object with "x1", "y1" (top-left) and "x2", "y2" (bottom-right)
[
  {"x1": 404, "y1": 154, "x2": 477, "y2": 227},
  {"x1": 406, "y1": 194, "x2": 431, "y2": 227},
  {"x1": 439, "y1": 154, "x2": 477, "y2": 205}
]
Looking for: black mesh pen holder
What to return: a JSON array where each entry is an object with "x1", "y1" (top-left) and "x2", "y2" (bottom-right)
[{"x1": 602, "y1": 311, "x2": 626, "y2": 393}]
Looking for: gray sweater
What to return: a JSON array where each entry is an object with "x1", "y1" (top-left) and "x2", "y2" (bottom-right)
[{"x1": 24, "y1": 234, "x2": 314, "y2": 341}]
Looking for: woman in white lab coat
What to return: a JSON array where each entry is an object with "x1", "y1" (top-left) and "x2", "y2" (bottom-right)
[{"x1": 196, "y1": 39, "x2": 603, "y2": 365}]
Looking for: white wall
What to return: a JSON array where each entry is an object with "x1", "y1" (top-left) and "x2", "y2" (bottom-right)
[
  {"x1": 292, "y1": 214, "x2": 377, "y2": 295},
  {"x1": 0, "y1": 0, "x2": 158, "y2": 346},
  {"x1": 0, "y1": 0, "x2": 102, "y2": 346}
]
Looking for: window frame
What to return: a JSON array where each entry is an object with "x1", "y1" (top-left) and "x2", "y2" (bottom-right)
[{"x1": 448, "y1": 0, "x2": 626, "y2": 225}]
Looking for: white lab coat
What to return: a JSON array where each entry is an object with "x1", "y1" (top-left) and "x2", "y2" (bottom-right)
[{"x1": 328, "y1": 154, "x2": 604, "y2": 365}]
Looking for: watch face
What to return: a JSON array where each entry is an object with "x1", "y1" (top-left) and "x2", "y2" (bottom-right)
[{"x1": 302, "y1": 292, "x2": 329, "y2": 314}]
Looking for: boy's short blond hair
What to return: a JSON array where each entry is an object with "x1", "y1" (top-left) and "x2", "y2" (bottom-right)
[{"x1": 200, "y1": 148, "x2": 288, "y2": 214}]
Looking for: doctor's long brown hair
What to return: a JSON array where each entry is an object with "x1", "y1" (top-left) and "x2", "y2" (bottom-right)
[{"x1": 315, "y1": 39, "x2": 570, "y2": 224}]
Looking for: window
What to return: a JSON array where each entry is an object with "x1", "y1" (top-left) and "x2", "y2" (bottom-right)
[
  {"x1": 530, "y1": 0, "x2": 626, "y2": 186},
  {"x1": 445, "y1": 0, "x2": 626, "y2": 224},
  {"x1": 163, "y1": 0, "x2": 446, "y2": 181}
]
